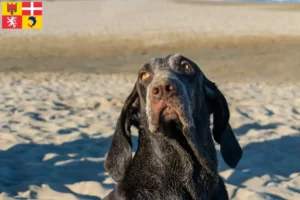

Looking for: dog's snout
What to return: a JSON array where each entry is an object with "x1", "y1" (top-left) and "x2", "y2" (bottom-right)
[{"x1": 151, "y1": 80, "x2": 177, "y2": 100}]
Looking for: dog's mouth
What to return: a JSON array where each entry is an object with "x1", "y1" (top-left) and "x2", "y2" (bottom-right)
[
  {"x1": 149, "y1": 97, "x2": 192, "y2": 133},
  {"x1": 160, "y1": 106, "x2": 179, "y2": 121}
]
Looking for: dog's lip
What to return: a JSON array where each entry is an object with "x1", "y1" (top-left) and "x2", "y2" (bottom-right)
[
  {"x1": 157, "y1": 101, "x2": 175, "y2": 114},
  {"x1": 160, "y1": 106, "x2": 174, "y2": 115},
  {"x1": 160, "y1": 105, "x2": 169, "y2": 113},
  {"x1": 158, "y1": 102, "x2": 181, "y2": 122}
]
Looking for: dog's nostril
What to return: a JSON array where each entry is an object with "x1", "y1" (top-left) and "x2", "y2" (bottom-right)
[
  {"x1": 152, "y1": 87, "x2": 160, "y2": 95},
  {"x1": 165, "y1": 84, "x2": 175, "y2": 93}
]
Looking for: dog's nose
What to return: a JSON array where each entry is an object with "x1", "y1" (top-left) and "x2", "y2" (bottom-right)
[{"x1": 151, "y1": 80, "x2": 176, "y2": 99}]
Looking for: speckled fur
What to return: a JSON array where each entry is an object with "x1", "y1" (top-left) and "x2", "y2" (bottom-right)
[{"x1": 104, "y1": 54, "x2": 243, "y2": 200}]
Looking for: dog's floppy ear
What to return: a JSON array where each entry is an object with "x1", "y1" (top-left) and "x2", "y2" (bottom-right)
[
  {"x1": 104, "y1": 84, "x2": 139, "y2": 182},
  {"x1": 203, "y1": 75, "x2": 242, "y2": 168}
]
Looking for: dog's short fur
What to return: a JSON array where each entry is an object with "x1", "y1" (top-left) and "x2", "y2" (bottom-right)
[{"x1": 104, "y1": 54, "x2": 243, "y2": 200}]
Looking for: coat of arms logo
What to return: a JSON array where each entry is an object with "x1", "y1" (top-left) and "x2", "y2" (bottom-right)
[{"x1": 7, "y1": 3, "x2": 17, "y2": 15}]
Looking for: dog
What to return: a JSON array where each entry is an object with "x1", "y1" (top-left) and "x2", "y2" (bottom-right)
[{"x1": 103, "y1": 54, "x2": 243, "y2": 200}]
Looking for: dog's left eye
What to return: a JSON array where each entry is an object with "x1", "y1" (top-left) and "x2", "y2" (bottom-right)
[
  {"x1": 181, "y1": 61, "x2": 193, "y2": 74},
  {"x1": 185, "y1": 64, "x2": 190, "y2": 71}
]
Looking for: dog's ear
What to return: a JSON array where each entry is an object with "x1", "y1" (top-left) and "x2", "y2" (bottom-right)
[
  {"x1": 203, "y1": 75, "x2": 243, "y2": 168},
  {"x1": 104, "y1": 84, "x2": 139, "y2": 182}
]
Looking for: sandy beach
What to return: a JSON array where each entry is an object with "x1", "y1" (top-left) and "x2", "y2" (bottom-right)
[
  {"x1": 1, "y1": 1, "x2": 300, "y2": 82},
  {"x1": 0, "y1": 0, "x2": 299, "y2": 199}
]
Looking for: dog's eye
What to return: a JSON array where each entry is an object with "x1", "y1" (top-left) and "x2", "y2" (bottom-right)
[
  {"x1": 181, "y1": 61, "x2": 193, "y2": 73},
  {"x1": 140, "y1": 72, "x2": 150, "y2": 81},
  {"x1": 184, "y1": 64, "x2": 191, "y2": 71}
]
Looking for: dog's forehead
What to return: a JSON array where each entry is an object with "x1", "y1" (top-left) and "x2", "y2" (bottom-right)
[
  {"x1": 166, "y1": 53, "x2": 182, "y2": 65},
  {"x1": 146, "y1": 53, "x2": 182, "y2": 70}
]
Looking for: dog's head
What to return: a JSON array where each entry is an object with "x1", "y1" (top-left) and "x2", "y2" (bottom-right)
[{"x1": 105, "y1": 54, "x2": 242, "y2": 182}]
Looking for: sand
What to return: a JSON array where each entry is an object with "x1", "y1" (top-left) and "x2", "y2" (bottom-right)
[
  {"x1": 1, "y1": 1, "x2": 300, "y2": 82},
  {"x1": 0, "y1": 73, "x2": 299, "y2": 200},
  {"x1": 0, "y1": 0, "x2": 299, "y2": 199}
]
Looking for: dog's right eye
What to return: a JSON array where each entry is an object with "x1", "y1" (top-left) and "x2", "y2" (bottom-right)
[{"x1": 140, "y1": 72, "x2": 150, "y2": 81}]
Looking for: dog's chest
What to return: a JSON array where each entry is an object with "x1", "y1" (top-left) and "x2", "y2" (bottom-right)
[
  {"x1": 120, "y1": 132, "x2": 218, "y2": 200},
  {"x1": 129, "y1": 138, "x2": 206, "y2": 199},
  {"x1": 150, "y1": 137, "x2": 198, "y2": 186}
]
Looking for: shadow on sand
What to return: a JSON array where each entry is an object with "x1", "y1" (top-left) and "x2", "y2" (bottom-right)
[
  {"x1": 0, "y1": 131, "x2": 138, "y2": 200},
  {"x1": 0, "y1": 121, "x2": 299, "y2": 200},
  {"x1": 217, "y1": 123, "x2": 300, "y2": 200}
]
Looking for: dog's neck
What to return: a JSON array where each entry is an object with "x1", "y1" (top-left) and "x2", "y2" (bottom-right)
[{"x1": 132, "y1": 122, "x2": 212, "y2": 199}]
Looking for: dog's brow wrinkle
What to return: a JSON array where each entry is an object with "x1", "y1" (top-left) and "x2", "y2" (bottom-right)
[
  {"x1": 167, "y1": 53, "x2": 181, "y2": 67},
  {"x1": 153, "y1": 71, "x2": 173, "y2": 80},
  {"x1": 173, "y1": 53, "x2": 181, "y2": 58},
  {"x1": 149, "y1": 58, "x2": 159, "y2": 69},
  {"x1": 155, "y1": 58, "x2": 166, "y2": 69}
]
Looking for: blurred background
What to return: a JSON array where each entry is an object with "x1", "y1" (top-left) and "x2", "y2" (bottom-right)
[{"x1": 0, "y1": 0, "x2": 299, "y2": 200}]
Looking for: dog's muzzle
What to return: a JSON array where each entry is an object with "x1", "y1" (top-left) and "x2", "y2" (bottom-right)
[
  {"x1": 150, "y1": 77, "x2": 179, "y2": 119},
  {"x1": 146, "y1": 71, "x2": 192, "y2": 132}
]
